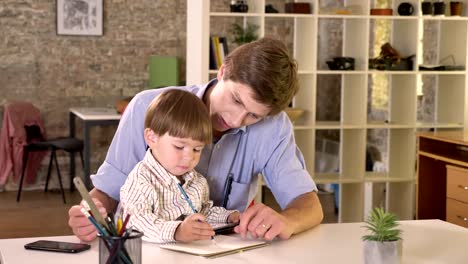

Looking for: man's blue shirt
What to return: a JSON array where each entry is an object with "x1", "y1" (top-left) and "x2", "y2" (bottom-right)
[{"x1": 91, "y1": 80, "x2": 317, "y2": 211}]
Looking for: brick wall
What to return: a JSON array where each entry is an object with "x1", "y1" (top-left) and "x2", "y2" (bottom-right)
[{"x1": 0, "y1": 0, "x2": 186, "y2": 189}]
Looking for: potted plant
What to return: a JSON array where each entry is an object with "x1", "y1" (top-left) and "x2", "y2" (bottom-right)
[
  {"x1": 362, "y1": 207, "x2": 402, "y2": 264},
  {"x1": 230, "y1": 22, "x2": 259, "y2": 45}
]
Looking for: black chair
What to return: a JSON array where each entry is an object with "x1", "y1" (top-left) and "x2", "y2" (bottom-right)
[{"x1": 16, "y1": 125, "x2": 84, "y2": 204}]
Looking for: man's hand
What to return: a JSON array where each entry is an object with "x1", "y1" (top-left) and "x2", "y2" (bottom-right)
[
  {"x1": 68, "y1": 198, "x2": 107, "y2": 242},
  {"x1": 234, "y1": 203, "x2": 294, "y2": 241},
  {"x1": 174, "y1": 214, "x2": 215, "y2": 242},
  {"x1": 234, "y1": 192, "x2": 323, "y2": 241},
  {"x1": 227, "y1": 211, "x2": 240, "y2": 223}
]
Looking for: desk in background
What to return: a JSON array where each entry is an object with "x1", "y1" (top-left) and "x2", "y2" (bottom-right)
[
  {"x1": 69, "y1": 108, "x2": 121, "y2": 189},
  {"x1": 417, "y1": 131, "x2": 468, "y2": 228},
  {"x1": 0, "y1": 220, "x2": 466, "y2": 263}
]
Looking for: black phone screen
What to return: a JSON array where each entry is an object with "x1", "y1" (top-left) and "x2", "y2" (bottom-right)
[
  {"x1": 24, "y1": 240, "x2": 91, "y2": 253},
  {"x1": 213, "y1": 222, "x2": 239, "y2": 235}
]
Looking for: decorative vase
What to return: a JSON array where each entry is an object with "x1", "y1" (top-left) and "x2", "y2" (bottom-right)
[
  {"x1": 450, "y1": 2, "x2": 464, "y2": 16},
  {"x1": 363, "y1": 240, "x2": 402, "y2": 264},
  {"x1": 398, "y1": 2, "x2": 414, "y2": 16},
  {"x1": 433, "y1": 1, "x2": 446, "y2": 16},
  {"x1": 421, "y1": 1, "x2": 433, "y2": 15}
]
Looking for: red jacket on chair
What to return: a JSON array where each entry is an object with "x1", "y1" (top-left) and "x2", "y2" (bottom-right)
[{"x1": 0, "y1": 102, "x2": 47, "y2": 186}]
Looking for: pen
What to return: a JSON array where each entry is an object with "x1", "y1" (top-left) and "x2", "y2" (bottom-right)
[
  {"x1": 177, "y1": 183, "x2": 198, "y2": 213},
  {"x1": 222, "y1": 174, "x2": 233, "y2": 208},
  {"x1": 176, "y1": 183, "x2": 217, "y2": 244},
  {"x1": 81, "y1": 208, "x2": 109, "y2": 237}
]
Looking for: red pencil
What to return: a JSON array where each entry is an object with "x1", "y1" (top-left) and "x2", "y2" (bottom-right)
[{"x1": 119, "y1": 214, "x2": 131, "y2": 236}]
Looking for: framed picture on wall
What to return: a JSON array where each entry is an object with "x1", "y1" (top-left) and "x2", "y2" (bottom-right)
[{"x1": 57, "y1": 0, "x2": 103, "y2": 36}]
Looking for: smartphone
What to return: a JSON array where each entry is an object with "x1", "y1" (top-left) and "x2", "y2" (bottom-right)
[
  {"x1": 213, "y1": 222, "x2": 239, "y2": 235},
  {"x1": 24, "y1": 240, "x2": 91, "y2": 253}
]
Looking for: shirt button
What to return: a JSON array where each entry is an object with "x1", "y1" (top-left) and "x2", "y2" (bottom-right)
[{"x1": 216, "y1": 145, "x2": 220, "y2": 149}]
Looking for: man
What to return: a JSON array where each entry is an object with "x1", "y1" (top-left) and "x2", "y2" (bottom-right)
[{"x1": 68, "y1": 38, "x2": 323, "y2": 242}]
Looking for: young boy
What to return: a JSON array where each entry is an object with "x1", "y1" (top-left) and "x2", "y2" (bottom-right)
[{"x1": 119, "y1": 89, "x2": 240, "y2": 243}]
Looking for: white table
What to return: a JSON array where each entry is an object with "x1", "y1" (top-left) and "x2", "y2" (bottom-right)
[
  {"x1": 1, "y1": 220, "x2": 466, "y2": 263},
  {"x1": 69, "y1": 108, "x2": 121, "y2": 189}
]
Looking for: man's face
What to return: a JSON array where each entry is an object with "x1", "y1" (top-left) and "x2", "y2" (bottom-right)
[{"x1": 208, "y1": 67, "x2": 271, "y2": 133}]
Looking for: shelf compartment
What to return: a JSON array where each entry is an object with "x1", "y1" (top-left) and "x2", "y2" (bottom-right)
[
  {"x1": 264, "y1": 16, "x2": 295, "y2": 60},
  {"x1": 437, "y1": 75, "x2": 466, "y2": 125},
  {"x1": 315, "y1": 131, "x2": 340, "y2": 175},
  {"x1": 369, "y1": 18, "x2": 418, "y2": 71},
  {"x1": 367, "y1": 128, "x2": 388, "y2": 174},
  {"x1": 293, "y1": 74, "x2": 315, "y2": 126},
  {"x1": 295, "y1": 16, "x2": 317, "y2": 72},
  {"x1": 340, "y1": 183, "x2": 364, "y2": 222},
  {"x1": 387, "y1": 182, "x2": 414, "y2": 220},
  {"x1": 364, "y1": 182, "x2": 386, "y2": 219},
  {"x1": 294, "y1": 129, "x2": 316, "y2": 175},
  {"x1": 390, "y1": 74, "x2": 417, "y2": 124},
  {"x1": 388, "y1": 128, "x2": 417, "y2": 180},
  {"x1": 341, "y1": 129, "x2": 366, "y2": 180},
  {"x1": 342, "y1": 74, "x2": 367, "y2": 126},
  {"x1": 317, "y1": 17, "x2": 369, "y2": 71},
  {"x1": 316, "y1": 74, "x2": 341, "y2": 123}
]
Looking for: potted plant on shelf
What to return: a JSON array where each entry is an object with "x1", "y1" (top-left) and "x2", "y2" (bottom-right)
[
  {"x1": 230, "y1": 22, "x2": 259, "y2": 45},
  {"x1": 362, "y1": 207, "x2": 402, "y2": 264}
]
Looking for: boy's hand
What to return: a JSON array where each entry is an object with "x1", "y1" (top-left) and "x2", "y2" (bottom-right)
[
  {"x1": 174, "y1": 214, "x2": 214, "y2": 242},
  {"x1": 228, "y1": 211, "x2": 240, "y2": 223}
]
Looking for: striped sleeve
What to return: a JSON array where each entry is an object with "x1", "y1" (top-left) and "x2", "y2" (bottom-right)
[{"x1": 120, "y1": 163, "x2": 181, "y2": 243}]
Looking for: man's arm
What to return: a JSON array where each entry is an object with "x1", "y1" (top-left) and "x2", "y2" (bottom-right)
[
  {"x1": 281, "y1": 191, "x2": 323, "y2": 235},
  {"x1": 235, "y1": 191, "x2": 323, "y2": 240},
  {"x1": 90, "y1": 188, "x2": 118, "y2": 213}
]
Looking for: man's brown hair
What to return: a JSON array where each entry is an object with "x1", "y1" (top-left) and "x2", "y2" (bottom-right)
[
  {"x1": 145, "y1": 89, "x2": 212, "y2": 144},
  {"x1": 222, "y1": 37, "x2": 299, "y2": 115}
]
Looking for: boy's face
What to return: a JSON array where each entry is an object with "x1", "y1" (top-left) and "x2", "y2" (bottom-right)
[
  {"x1": 145, "y1": 130, "x2": 205, "y2": 176},
  {"x1": 208, "y1": 66, "x2": 271, "y2": 133}
]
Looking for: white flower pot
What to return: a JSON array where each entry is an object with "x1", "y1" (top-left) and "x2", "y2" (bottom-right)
[{"x1": 363, "y1": 240, "x2": 402, "y2": 264}]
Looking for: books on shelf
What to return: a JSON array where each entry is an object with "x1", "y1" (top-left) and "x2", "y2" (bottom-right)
[{"x1": 209, "y1": 36, "x2": 229, "y2": 70}]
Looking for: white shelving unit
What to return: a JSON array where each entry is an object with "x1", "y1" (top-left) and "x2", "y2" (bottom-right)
[{"x1": 186, "y1": 0, "x2": 468, "y2": 223}]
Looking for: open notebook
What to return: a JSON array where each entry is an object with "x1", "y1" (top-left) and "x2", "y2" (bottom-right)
[{"x1": 160, "y1": 235, "x2": 268, "y2": 258}]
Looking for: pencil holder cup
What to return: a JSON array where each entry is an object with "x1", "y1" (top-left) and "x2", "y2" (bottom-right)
[{"x1": 98, "y1": 230, "x2": 143, "y2": 264}]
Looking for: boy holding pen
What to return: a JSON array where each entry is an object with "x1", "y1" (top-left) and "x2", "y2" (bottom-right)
[{"x1": 119, "y1": 89, "x2": 240, "y2": 243}]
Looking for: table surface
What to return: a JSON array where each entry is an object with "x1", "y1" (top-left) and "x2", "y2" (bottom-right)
[
  {"x1": 0, "y1": 220, "x2": 466, "y2": 264},
  {"x1": 69, "y1": 107, "x2": 121, "y2": 121}
]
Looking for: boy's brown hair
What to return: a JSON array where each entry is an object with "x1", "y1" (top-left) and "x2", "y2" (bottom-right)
[
  {"x1": 222, "y1": 37, "x2": 299, "y2": 115},
  {"x1": 145, "y1": 89, "x2": 212, "y2": 144}
]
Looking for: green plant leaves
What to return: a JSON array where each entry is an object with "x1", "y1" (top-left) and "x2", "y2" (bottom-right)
[
  {"x1": 362, "y1": 207, "x2": 402, "y2": 242},
  {"x1": 231, "y1": 23, "x2": 259, "y2": 45}
]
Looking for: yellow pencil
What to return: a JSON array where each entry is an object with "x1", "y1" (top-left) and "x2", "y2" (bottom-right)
[{"x1": 117, "y1": 218, "x2": 123, "y2": 234}]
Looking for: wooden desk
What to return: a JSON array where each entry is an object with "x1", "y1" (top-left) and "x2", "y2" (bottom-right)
[
  {"x1": 417, "y1": 131, "x2": 468, "y2": 225},
  {"x1": 0, "y1": 220, "x2": 466, "y2": 263},
  {"x1": 69, "y1": 108, "x2": 121, "y2": 189}
]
